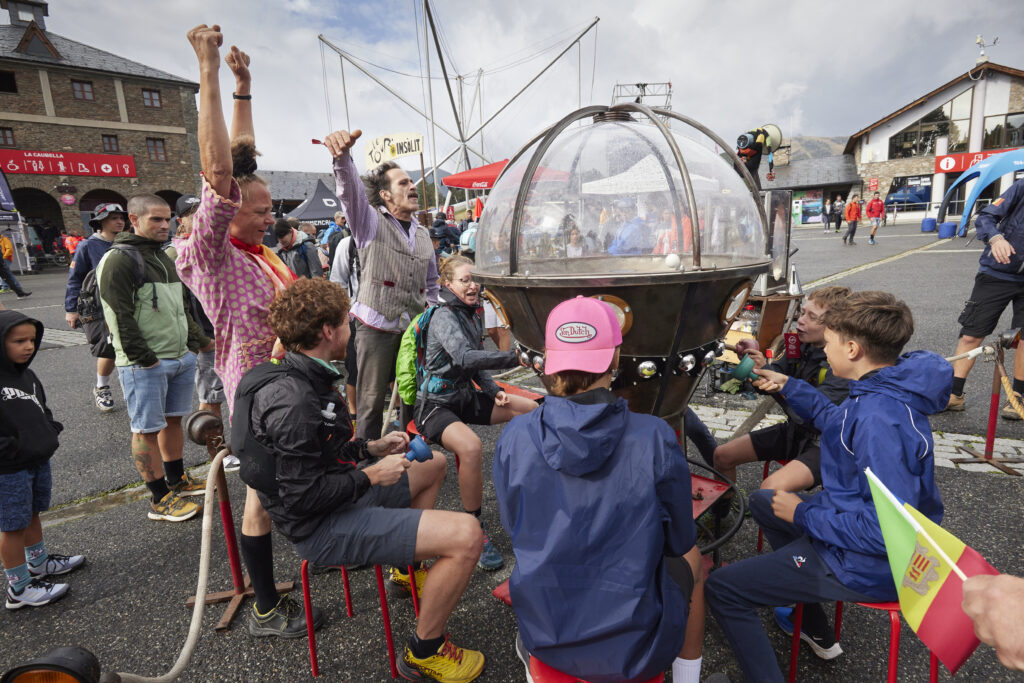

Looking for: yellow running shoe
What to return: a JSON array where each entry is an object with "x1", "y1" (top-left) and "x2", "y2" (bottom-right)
[
  {"x1": 170, "y1": 471, "x2": 207, "y2": 498},
  {"x1": 148, "y1": 491, "x2": 200, "y2": 522},
  {"x1": 398, "y1": 634, "x2": 485, "y2": 682},
  {"x1": 388, "y1": 565, "x2": 427, "y2": 598}
]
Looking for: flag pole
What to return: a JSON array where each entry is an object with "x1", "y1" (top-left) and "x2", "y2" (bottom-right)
[{"x1": 865, "y1": 468, "x2": 968, "y2": 581}]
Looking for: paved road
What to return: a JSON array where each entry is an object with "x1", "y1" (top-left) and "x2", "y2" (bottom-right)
[{"x1": 0, "y1": 222, "x2": 1022, "y2": 681}]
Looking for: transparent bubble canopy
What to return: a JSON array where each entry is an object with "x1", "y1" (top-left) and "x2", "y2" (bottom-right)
[{"x1": 475, "y1": 108, "x2": 768, "y2": 278}]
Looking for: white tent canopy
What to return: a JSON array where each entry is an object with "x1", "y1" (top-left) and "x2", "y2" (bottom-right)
[{"x1": 581, "y1": 154, "x2": 718, "y2": 195}]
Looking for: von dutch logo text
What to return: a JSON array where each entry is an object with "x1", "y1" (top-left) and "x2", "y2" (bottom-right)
[
  {"x1": 0, "y1": 386, "x2": 41, "y2": 410},
  {"x1": 555, "y1": 322, "x2": 597, "y2": 343}
]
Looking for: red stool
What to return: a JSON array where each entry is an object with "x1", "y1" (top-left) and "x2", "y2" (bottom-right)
[
  {"x1": 787, "y1": 601, "x2": 939, "y2": 683},
  {"x1": 756, "y1": 459, "x2": 790, "y2": 552},
  {"x1": 529, "y1": 656, "x2": 664, "y2": 683},
  {"x1": 301, "y1": 560, "x2": 415, "y2": 678}
]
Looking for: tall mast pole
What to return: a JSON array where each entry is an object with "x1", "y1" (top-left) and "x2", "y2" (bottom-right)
[{"x1": 423, "y1": 0, "x2": 440, "y2": 209}]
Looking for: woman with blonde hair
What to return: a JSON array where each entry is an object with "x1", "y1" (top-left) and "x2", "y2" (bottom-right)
[{"x1": 414, "y1": 254, "x2": 536, "y2": 570}]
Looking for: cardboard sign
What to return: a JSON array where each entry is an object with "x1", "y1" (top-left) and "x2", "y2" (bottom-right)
[{"x1": 365, "y1": 132, "x2": 424, "y2": 170}]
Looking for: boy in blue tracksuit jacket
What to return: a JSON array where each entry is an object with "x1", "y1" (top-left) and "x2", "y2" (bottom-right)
[
  {"x1": 493, "y1": 296, "x2": 705, "y2": 683},
  {"x1": 706, "y1": 291, "x2": 951, "y2": 682}
]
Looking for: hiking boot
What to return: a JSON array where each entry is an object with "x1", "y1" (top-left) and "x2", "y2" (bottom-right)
[
  {"x1": 148, "y1": 491, "x2": 200, "y2": 522},
  {"x1": 15, "y1": 290, "x2": 31, "y2": 300},
  {"x1": 169, "y1": 471, "x2": 207, "y2": 498},
  {"x1": 1002, "y1": 392, "x2": 1023, "y2": 420},
  {"x1": 6, "y1": 578, "x2": 69, "y2": 609},
  {"x1": 93, "y1": 385, "x2": 115, "y2": 412},
  {"x1": 248, "y1": 594, "x2": 324, "y2": 639},
  {"x1": 388, "y1": 564, "x2": 427, "y2": 597},
  {"x1": 774, "y1": 607, "x2": 843, "y2": 660},
  {"x1": 945, "y1": 392, "x2": 965, "y2": 412},
  {"x1": 28, "y1": 553, "x2": 86, "y2": 578},
  {"x1": 398, "y1": 634, "x2": 485, "y2": 682},
  {"x1": 222, "y1": 453, "x2": 241, "y2": 473},
  {"x1": 477, "y1": 523, "x2": 503, "y2": 571}
]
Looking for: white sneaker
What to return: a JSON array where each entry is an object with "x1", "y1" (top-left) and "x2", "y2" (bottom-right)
[
  {"x1": 6, "y1": 578, "x2": 69, "y2": 609},
  {"x1": 28, "y1": 553, "x2": 86, "y2": 578},
  {"x1": 93, "y1": 385, "x2": 115, "y2": 412},
  {"x1": 223, "y1": 454, "x2": 241, "y2": 473}
]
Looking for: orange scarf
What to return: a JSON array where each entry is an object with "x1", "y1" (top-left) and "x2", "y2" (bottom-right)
[{"x1": 230, "y1": 236, "x2": 296, "y2": 290}]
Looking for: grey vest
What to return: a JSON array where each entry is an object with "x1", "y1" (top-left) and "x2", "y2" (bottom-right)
[{"x1": 356, "y1": 209, "x2": 433, "y2": 321}]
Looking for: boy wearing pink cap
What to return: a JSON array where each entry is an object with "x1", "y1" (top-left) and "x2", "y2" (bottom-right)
[{"x1": 493, "y1": 296, "x2": 705, "y2": 683}]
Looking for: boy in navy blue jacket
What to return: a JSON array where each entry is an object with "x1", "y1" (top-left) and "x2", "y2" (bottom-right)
[
  {"x1": 1, "y1": 311, "x2": 85, "y2": 609},
  {"x1": 706, "y1": 291, "x2": 951, "y2": 682}
]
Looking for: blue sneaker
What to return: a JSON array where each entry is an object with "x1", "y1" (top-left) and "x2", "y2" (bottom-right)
[
  {"x1": 774, "y1": 607, "x2": 843, "y2": 660},
  {"x1": 478, "y1": 523, "x2": 504, "y2": 571}
]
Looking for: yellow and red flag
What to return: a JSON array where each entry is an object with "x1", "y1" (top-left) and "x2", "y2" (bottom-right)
[{"x1": 865, "y1": 468, "x2": 999, "y2": 674}]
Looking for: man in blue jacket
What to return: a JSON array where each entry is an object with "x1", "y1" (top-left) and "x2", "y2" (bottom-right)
[
  {"x1": 493, "y1": 296, "x2": 705, "y2": 683},
  {"x1": 706, "y1": 291, "x2": 951, "y2": 682},
  {"x1": 63, "y1": 203, "x2": 127, "y2": 413},
  {"x1": 946, "y1": 177, "x2": 1024, "y2": 417}
]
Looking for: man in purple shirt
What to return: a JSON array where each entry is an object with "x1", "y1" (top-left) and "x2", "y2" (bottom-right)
[{"x1": 324, "y1": 129, "x2": 439, "y2": 440}]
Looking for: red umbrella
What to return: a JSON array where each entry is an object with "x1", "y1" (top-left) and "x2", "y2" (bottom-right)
[{"x1": 442, "y1": 160, "x2": 509, "y2": 190}]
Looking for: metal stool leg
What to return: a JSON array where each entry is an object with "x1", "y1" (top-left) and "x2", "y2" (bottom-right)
[
  {"x1": 301, "y1": 561, "x2": 319, "y2": 678},
  {"x1": 408, "y1": 564, "x2": 420, "y2": 618},
  {"x1": 834, "y1": 601, "x2": 844, "y2": 642},
  {"x1": 929, "y1": 652, "x2": 938, "y2": 683},
  {"x1": 375, "y1": 565, "x2": 399, "y2": 678},
  {"x1": 788, "y1": 603, "x2": 804, "y2": 683},
  {"x1": 341, "y1": 565, "x2": 353, "y2": 618},
  {"x1": 756, "y1": 461, "x2": 771, "y2": 552},
  {"x1": 886, "y1": 608, "x2": 901, "y2": 683}
]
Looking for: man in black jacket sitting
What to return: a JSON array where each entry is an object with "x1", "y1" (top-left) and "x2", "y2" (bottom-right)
[{"x1": 238, "y1": 277, "x2": 486, "y2": 683}]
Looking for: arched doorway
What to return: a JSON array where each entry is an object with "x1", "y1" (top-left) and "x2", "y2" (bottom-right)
[
  {"x1": 12, "y1": 187, "x2": 64, "y2": 251},
  {"x1": 156, "y1": 189, "x2": 182, "y2": 211},
  {"x1": 79, "y1": 188, "x2": 127, "y2": 231}
]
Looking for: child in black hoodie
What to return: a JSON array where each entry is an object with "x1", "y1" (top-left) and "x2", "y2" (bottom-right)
[{"x1": 0, "y1": 310, "x2": 85, "y2": 609}]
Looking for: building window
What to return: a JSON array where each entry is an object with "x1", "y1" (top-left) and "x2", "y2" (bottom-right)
[
  {"x1": 0, "y1": 128, "x2": 14, "y2": 146},
  {"x1": 983, "y1": 112, "x2": 1024, "y2": 150},
  {"x1": 101, "y1": 134, "x2": 119, "y2": 153},
  {"x1": 0, "y1": 70, "x2": 16, "y2": 93},
  {"x1": 71, "y1": 79, "x2": 94, "y2": 101},
  {"x1": 887, "y1": 90, "x2": 972, "y2": 159},
  {"x1": 146, "y1": 137, "x2": 166, "y2": 161},
  {"x1": 885, "y1": 175, "x2": 933, "y2": 211},
  {"x1": 142, "y1": 89, "x2": 161, "y2": 108}
]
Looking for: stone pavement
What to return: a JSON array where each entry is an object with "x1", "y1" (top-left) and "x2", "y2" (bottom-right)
[{"x1": 690, "y1": 402, "x2": 1024, "y2": 475}]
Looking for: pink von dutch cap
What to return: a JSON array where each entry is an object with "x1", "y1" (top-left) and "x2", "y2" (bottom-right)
[{"x1": 544, "y1": 296, "x2": 623, "y2": 375}]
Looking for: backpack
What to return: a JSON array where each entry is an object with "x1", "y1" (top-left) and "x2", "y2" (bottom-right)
[
  {"x1": 77, "y1": 243, "x2": 149, "y2": 323},
  {"x1": 459, "y1": 224, "x2": 477, "y2": 254},
  {"x1": 347, "y1": 237, "x2": 361, "y2": 284},
  {"x1": 395, "y1": 305, "x2": 450, "y2": 405},
  {"x1": 230, "y1": 360, "x2": 309, "y2": 495}
]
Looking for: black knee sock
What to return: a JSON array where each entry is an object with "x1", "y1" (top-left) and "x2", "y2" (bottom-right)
[
  {"x1": 164, "y1": 459, "x2": 184, "y2": 486},
  {"x1": 409, "y1": 633, "x2": 445, "y2": 658},
  {"x1": 240, "y1": 533, "x2": 278, "y2": 613},
  {"x1": 1013, "y1": 379, "x2": 1024, "y2": 396},
  {"x1": 952, "y1": 377, "x2": 966, "y2": 396},
  {"x1": 146, "y1": 479, "x2": 170, "y2": 503}
]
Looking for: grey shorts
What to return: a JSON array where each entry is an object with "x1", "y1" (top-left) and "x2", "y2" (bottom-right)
[
  {"x1": 195, "y1": 348, "x2": 225, "y2": 404},
  {"x1": 293, "y1": 472, "x2": 421, "y2": 568}
]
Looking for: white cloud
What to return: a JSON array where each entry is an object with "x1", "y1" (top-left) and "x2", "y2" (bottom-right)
[{"x1": 40, "y1": 0, "x2": 1024, "y2": 181}]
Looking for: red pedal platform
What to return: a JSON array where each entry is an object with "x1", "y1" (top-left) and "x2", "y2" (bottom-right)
[
  {"x1": 495, "y1": 380, "x2": 544, "y2": 400},
  {"x1": 691, "y1": 473, "x2": 729, "y2": 518}
]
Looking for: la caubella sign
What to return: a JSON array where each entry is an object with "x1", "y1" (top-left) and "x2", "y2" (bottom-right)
[
  {"x1": 0, "y1": 149, "x2": 137, "y2": 177},
  {"x1": 365, "y1": 132, "x2": 424, "y2": 170}
]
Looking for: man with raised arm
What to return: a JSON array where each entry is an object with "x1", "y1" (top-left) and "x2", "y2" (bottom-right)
[
  {"x1": 177, "y1": 24, "x2": 310, "y2": 638},
  {"x1": 325, "y1": 129, "x2": 439, "y2": 440}
]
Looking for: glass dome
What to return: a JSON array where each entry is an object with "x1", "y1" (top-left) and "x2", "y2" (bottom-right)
[{"x1": 476, "y1": 108, "x2": 768, "y2": 278}]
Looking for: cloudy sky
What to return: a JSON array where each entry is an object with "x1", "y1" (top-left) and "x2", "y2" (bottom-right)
[{"x1": 47, "y1": 0, "x2": 1024, "y2": 176}]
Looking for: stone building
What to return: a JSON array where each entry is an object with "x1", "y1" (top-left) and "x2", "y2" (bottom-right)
[
  {"x1": 0, "y1": 0, "x2": 199, "y2": 239},
  {"x1": 844, "y1": 60, "x2": 1024, "y2": 214}
]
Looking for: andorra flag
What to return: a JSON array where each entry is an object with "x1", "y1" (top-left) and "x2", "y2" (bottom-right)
[{"x1": 865, "y1": 468, "x2": 1000, "y2": 674}]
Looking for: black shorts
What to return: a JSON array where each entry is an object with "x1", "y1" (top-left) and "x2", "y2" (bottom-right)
[
  {"x1": 957, "y1": 272, "x2": 1024, "y2": 338},
  {"x1": 749, "y1": 422, "x2": 822, "y2": 488},
  {"x1": 344, "y1": 319, "x2": 357, "y2": 385},
  {"x1": 414, "y1": 391, "x2": 494, "y2": 444},
  {"x1": 664, "y1": 555, "x2": 695, "y2": 602},
  {"x1": 83, "y1": 318, "x2": 115, "y2": 360}
]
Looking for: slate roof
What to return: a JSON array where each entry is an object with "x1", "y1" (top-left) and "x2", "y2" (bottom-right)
[
  {"x1": 0, "y1": 24, "x2": 197, "y2": 87},
  {"x1": 260, "y1": 170, "x2": 335, "y2": 202},
  {"x1": 758, "y1": 154, "x2": 861, "y2": 190}
]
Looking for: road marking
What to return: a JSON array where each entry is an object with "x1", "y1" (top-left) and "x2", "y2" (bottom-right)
[
  {"x1": 40, "y1": 327, "x2": 87, "y2": 348},
  {"x1": 7, "y1": 304, "x2": 62, "y2": 310},
  {"x1": 806, "y1": 240, "x2": 947, "y2": 289},
  {"x1": 923, "y1": 249, "x2": 983, "y2": 254}
]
